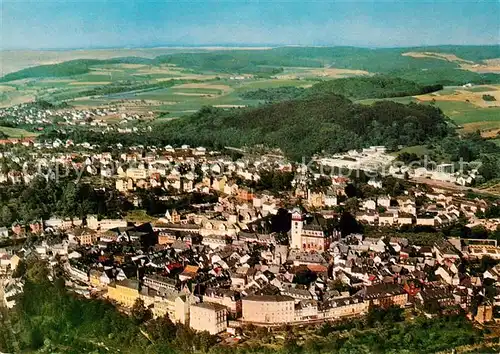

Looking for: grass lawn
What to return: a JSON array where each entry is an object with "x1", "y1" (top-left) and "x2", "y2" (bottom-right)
[
  {"x1": 125, "y1": 210, "x2": 157, "y2": 223},
  {"x1": 0, "y1": 126, "x2": 38, "y2": 137}
]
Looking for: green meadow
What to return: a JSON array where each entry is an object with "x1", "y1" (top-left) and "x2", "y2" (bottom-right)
[
  {"x1": 428, "y1": 101, "x2": 500, "y2": 124},
  {"x1": 0, "y1": 126, "x2": 38, "y2": 137}
]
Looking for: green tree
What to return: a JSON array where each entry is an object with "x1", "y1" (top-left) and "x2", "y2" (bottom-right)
[
  {"x1": 146, "y1": 314, "x2": 176, "y2": 342},
  {"x1": 0, "y1": 205, "x2": 13, "y2": 227},
  {"x1": 130, "y1": 298, "x2": 152, "y2": 324},
  {"x1": 345, "y1": 197, "x2": 359, "y2": 214}
]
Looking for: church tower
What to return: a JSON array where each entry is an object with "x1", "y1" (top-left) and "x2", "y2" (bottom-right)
[{"x1": 290, "y1": 209, "x2": 304, "y2": 249}]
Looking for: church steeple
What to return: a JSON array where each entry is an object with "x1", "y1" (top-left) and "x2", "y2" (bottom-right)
[{"x1": 290, "y1": 208, "x2": 304, "y2": 249}]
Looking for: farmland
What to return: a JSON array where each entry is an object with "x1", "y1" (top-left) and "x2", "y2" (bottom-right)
[
  {"x1": 0, "y1": 45, "x2": 499, "y2": 124},
  {"x1": 0, "y1": 61, "x2": 326, "y2": 118},
  {"x1": 413, "y1": 85, "x2": 500, "y2": 136},
  {"x1": 357, "y1": 83, "x2": 500, "y2": 137}
]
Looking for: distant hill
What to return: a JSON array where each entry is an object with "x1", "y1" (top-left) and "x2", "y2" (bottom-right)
[
  {"x1": 2, "y1": 45, "x2": 499, "y2": 84},
  {"x1": 0, "y1": 57, "x2": 153, "y2": 82}
]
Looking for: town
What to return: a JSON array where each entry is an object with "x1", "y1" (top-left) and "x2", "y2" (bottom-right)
[
  {"x1": 1, "y1": 0, "x2": 500, "y2": 351},
  {"x1": 1, "y1": 131, "x2": 500, "y2": 347}
]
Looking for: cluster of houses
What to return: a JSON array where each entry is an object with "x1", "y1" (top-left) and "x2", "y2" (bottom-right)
[
  {"x1": 1, "y1": 140, "x2": 500, "y2": 336},
  {"x1": 0, "y1": 103, "x2": 154, "y2": 132},
  {"x1": 1, "y1": 200, "x2": 499, "y2": 335},
  {"x1": 314, "y1": 146, "x2": 479, "y2": 186},
  {"x1": 353, "y1": 191, "x2": 492, "y2": 229}
]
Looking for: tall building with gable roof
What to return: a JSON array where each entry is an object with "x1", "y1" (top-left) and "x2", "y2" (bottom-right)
[{"x1": 290, "y1": 208, "x2": 336, "y2": 252}]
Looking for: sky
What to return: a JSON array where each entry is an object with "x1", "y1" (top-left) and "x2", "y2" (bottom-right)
[{"x1": 1, "y1": 0, "x2": 499, "y2": 49}]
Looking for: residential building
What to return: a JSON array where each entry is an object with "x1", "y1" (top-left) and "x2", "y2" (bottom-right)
[
  {"x1": 107, "y1": 279, "x2": 140, "y2": 307},
  {"x1": 190, "y1": 302, "x2": 227, "y2": 334},
  {"x1": 242, "y1": 295, "x2": 295, "y2": 324}
]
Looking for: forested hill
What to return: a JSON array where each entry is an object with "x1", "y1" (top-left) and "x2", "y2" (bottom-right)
[
  {"x1": 155, "y1": 95, "x2": 450, "y2": 159},
  {"x1": 239, "y1": 76, "x2": 444, "y2": 102},
  {"x1": 0, "y1": 57, "x2": 152, "y2": 82},
  {"x1": 309, "y1": 76, "x2": 443, "y2": 100}
]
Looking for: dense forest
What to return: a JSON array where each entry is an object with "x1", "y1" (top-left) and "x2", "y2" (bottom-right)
[
  {"x1": 239, "y1": 86, "x2": 307, "y2": 102},
  {"x1": 239, "y1": 76, "x2": 444, "y2": 102},
  {"x1": 309, "y1": 76, "x2": 443, "y2": 100},
  {"x1": 41, "y1": 94, "x2": 452, "y2": 160}
]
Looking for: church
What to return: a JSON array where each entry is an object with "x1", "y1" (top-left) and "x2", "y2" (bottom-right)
[{"x1": 290, "y1": 208, "x2": 338, "y2": 252}]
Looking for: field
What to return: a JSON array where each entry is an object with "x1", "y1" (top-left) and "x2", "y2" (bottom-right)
[
  {"x1": 391, "y1": 145, "x2": 430, "y2": 156},
  {"x1": 413, "y1": 85, "x2": 500, "y2": 136},
  {"x1": 0, "y1": 126, "x2": 38, "y2": 137},
  {"x1": 0, "y1": 60, "x2": 327, "y2": 118},
  {"x1": 415, "y1": 85, "x2": 500, "y2": 108},
  {"x1": 357, "y1": 96, "x2": 417, "y2": 105},
  {"x1": 403, "y1": 51, "x2": 500, "y2": 73},
  {"x1": 358, "y1": 84, "x2": 500, "y2": 137}
]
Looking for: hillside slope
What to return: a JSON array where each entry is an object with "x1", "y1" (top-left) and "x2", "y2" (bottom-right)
[{"x1": 155, "y1": 94, "x2": 451, "y2": 158}]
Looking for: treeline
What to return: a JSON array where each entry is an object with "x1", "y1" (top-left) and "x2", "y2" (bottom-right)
[
  {"x1": 390, "y1": 67, "x2": 500, "y2": 86},
  {"x1": 47, "y1": 79, "x2": 189, "y2": 101},
  {"x1": 4, "y1": 46, "x2": 500, "y2": 85},
  {"x1": 0, "y1": 59, "x2": 102, "y2": 82},
  {"x1": 406, "y1": 44, "x2": 500, "y2": 62},
  {"x1": 309, "y1": 76, "x2": 443, "y2": 100},
  {"x1": 153, "y1": 50, "x2": 321, "y2": 73},
  {"x1": 239, "y1": 76, "x2": 444, "y2": 102}
]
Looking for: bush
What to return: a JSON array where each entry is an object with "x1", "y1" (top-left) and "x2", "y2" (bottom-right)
[{"x1": 482, "y1": 94, "x2": 496, "y2": 101}]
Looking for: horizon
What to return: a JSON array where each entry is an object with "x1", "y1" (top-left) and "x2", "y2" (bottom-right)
[
  {"x1": 2, "y1": 43, "x2": 500, "y2": 53},
  {"x1": 1, "y1": 0, "x2": 499, "y2": 50}
]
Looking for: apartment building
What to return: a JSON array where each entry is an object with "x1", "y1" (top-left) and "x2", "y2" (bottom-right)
[
  {"x1": 190, "y1": 302, "x2": 227, "y2": 334},
  {"x1": 242, "y1": 295, "x2": 295, "y2": 324}
]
